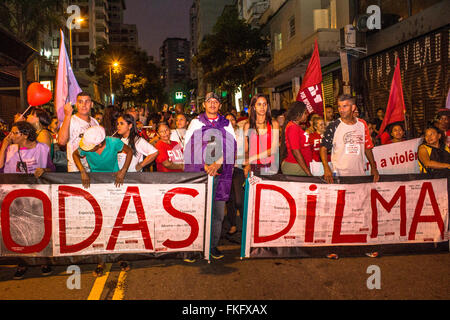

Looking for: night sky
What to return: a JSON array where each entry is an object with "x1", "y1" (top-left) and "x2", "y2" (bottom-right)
[{"x1": 123, "y1": 0, "x2": 193, "y2": 61}]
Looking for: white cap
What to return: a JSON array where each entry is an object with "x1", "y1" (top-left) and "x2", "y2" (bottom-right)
[{"x1": 79, "y1": 125, "x2": 106, "y2": 151}]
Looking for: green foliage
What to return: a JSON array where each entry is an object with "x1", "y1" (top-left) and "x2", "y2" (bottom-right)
[
  {"x1": 88, "y1": 44, "x2": 165, "y2": 106},
  {"x1": 195, "y1": 7, "x2": 268, "y2": 96},
  {"x1": 0, "y1": 0, "x2": 65, "y2": 47}
]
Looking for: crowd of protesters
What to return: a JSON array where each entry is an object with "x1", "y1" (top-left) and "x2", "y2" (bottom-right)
[{"x1": 0, "y1": 90, "x2": 449, "y2": 279}]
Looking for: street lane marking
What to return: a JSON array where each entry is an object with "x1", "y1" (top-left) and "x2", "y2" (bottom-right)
[
  {"x1": 87, "y1": 263, "x2": 112, "y2": 300},
  {"x1": 112, "y1": 270, "x2": 127, "y2": 300}
]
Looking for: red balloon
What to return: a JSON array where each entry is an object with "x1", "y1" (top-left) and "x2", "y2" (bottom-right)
[{"x1": 27, "y1": 82, "x2": 52, "y2": 106}]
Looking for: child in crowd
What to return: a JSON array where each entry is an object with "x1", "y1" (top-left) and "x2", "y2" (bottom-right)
[
  {"x1": 308, "y1": 116, "x2": 326, "y2": 163},
  {"x1": 72, "y1": 125, "x2": 133, "y2": 188},
  {"x1": 170, "y1": 113, "x2": 188, "y2": 148},
  {"x1": 155, "y1": 122, "x2": 184, "y2": 172},
  {"x1": 72, "y1": 125, "x2": 133, "y2": 276}
]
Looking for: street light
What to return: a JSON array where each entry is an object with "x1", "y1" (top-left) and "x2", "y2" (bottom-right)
[
  {"x1": 110, "y1": 61, "x2": 120, "y2": 104},
  {"x1": 69, "y1": 18, "x2": 85, "y2": 65}
]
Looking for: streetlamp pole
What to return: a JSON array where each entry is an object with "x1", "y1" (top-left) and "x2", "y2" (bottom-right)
[
  {"x1": 110, "y1": 61, "x2": 119, "y2": 104},
  {"x1": 109, "y1": 65, "x2": 113, "y2": 103}
]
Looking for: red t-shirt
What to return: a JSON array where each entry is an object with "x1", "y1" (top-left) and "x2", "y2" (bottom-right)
[
  {"x1": 380, "y1": 131, "x2": 392, "y2": 145},
  {"x1": 308, "y1": 132, "x2": 323, "y2": 162},
  {"x1": 155, "y1": 140, "x2": 183, "y2": 172},
  {"x1": 284, "y1": 121, "x2": 312, "y2": 167}
]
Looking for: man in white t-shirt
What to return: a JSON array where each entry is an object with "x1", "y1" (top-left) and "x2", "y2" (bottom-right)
[
  {"x1": 58, "y1": 92, "x2": 99, "y2": 172},
  {"x1": 320, "y1": 94, "x2": 379, "y2": 183}
]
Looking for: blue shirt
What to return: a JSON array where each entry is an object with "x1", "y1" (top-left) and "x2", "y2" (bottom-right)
[{"x1": 79, "y1": 137, "x2": 124, "y2": 172}]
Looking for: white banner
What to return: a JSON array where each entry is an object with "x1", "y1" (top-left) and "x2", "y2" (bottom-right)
[
  {"x1": 244, "y1": 178, "x2": 448, "y2": 257},
  {"x1": 311, "y1": 138, "x2": 422, "y2": 176},
  {"x1": 0, "y1": 183, "x2": 210, "y2": 258}
]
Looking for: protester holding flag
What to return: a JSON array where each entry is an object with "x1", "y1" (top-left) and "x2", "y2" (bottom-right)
[
  {"x1": 244, "y1": 94, "x2": 279, "y2": 176},
  {"x1": 58, "y1": 92, "x2": 99, "y2": 172},
  {"x1": 376, "y1": 58, "x2": 406, "y2": 145},
  {"x1": 386, "y1": 122, "x2": 406, "y2": 144},
  {"x1": 296, "y1": 39, "x2": 324, "y2": 117}
]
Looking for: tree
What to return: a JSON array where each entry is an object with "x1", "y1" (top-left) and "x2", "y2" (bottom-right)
[
  {"x1": 0, "y1": 0, "x2": 64, "y2": 48},
  {"x1": 195, "y1": 7, "x2": 268, "y2": 106},
  {"x1": 88, "y1": 44, "x2": 165, "y2": 107}
]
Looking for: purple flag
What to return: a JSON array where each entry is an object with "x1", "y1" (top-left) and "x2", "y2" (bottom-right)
[{"x1": 54, "y1": 29, "x2": 82, "y2": 126}]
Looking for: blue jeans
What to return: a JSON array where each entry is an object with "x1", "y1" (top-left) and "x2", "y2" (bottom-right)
[{"x1": 211, "y1": 200, "x2": 226, "y2": 249}]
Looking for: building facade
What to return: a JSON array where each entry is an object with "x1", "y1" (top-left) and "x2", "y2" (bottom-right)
[
  {"x1": 108, "y1": 0, "x2": 138, "y2": 49},
  {"x1": 253, "y1": 0, "x2": 348, "y2": 111},
  {"x1": 355, "y1": 0, "x2": 449, "y2": 137},
  {"x1": 160, "y1": 38, "x2": 191, "y2": 104},
  {"x1": 190, "y1": 0, "x2": 235, "y2": 105}
]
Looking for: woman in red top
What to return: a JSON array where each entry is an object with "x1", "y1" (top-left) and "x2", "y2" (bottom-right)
[
  {"x1": 308, "y1": 116, "x2": 326, "y2": 162},
  {"x1": 243, "y1": 94, "x2": 280, "y2": 176},
  {"x1": 154, "y1": 122, "x2": 184, "y2": 172},
  {"x1": 280, "y1": 101, "x2": 312, "y2": 176}
]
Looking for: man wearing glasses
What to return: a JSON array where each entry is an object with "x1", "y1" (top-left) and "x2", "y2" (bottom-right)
[{"x1": 58, "y1": 92, "x2": 99, "y2": 172}]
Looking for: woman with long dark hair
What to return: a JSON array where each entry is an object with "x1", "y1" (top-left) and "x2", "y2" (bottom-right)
[
  {"x1": 418, "y1": 125, "x2": 450, "y2": 177},
  {"x1": 103, "y1": 105, "x2": 120, "y2": 136},
  {"x1": 280, "y1": 101, "x2": 312, "y2": 176},
  {"x1": 243, "y1": 94, "x2": 279, "y2": 176},
  {"x1": 26, "y1": 107, "x2": 53, "y2": 148},
  {"x1": 116, "y1": 114, "x2": 158, "y2": 172}
]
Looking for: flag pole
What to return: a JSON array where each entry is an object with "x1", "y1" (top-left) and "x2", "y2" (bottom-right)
[{"x1": 321, "y1": 82, "x2": 326, "y2": 123}]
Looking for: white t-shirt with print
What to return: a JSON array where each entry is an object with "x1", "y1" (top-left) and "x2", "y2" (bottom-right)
[
  {"x1": 321, "y1": 118, "x2": 373, "y2": 176},
  {"x1": 118, "y1": 136, "x2": 158, "y2": 172},
  {"x1": 67, "y1": 115, "x2": 99, "y2": 172}
]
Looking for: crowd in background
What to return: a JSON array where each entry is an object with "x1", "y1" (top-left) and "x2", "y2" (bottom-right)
[{"x1": 0, "y1": 91, "x2": 449, "y2": 279}]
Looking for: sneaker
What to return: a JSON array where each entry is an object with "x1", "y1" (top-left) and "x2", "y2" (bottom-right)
[
  {"x1": 326, "y1": 253, "x2": 339, "y2": 260},
  {"x1": 41, "y1": 265, "x2": 52, "y2": 276},
  {"x1": 183, "y1": 258, "x2": 196, "y2": 263},
  {"x1": 210, "y1": 247, "x2": 224, "y2": 260},
  {"x1": 119, "y1": 261, "x2": 130, "y2": 271},
  {"x1": 365, "y1": 252, "x2": 379, "y2": 258},
  {"x1": 13, "y1": 267, "x2": 27, "y2": 280}
]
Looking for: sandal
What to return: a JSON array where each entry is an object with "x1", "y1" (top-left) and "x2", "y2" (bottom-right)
[
  {"x1": 119, "y1": 261, "x2": 130, "y2": 271},
  {"x1": 92, "y1": 264, "x2": 104, "y2": 277}
]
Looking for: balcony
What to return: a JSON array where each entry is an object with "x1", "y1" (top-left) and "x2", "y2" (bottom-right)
[
  {"x1": 247, "y1": 1, "x2": 269, "y2": 26},
  {"x1": 256, "y1": 29, "x2": 340, "y2": 88}
]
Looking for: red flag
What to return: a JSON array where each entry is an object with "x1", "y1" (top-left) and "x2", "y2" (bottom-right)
[
  {"x1": 377, "y1": 58, "x2": 406, "y2": 138},
  {"x1": 296, "y1": 39, "x2": 323, "y2": 116}
]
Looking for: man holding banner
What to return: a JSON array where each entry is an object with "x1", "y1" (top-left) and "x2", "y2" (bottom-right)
[
  {"x1": 320, "y1": 94, "x2": 379, "y2": 183},
  {"x1": 184, "y1": 92, "x2": 237, "y2": 260}
]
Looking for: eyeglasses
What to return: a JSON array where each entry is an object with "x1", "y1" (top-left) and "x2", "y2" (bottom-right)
[{"x1": 10, "y1": 131, "x2": 22, "y2": 135}]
